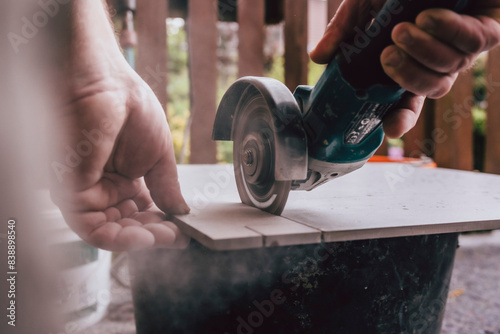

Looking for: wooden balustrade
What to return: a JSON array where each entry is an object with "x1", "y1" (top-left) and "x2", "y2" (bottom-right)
[
  {"x1": 432, "y1": 71, "x2": 475, "y2": 171},
  {"x1": 284, "y1": 0, "x2": 308, "y2": 91},
  {"x1": 123, "y1": 0, "x2": 500, "y2": 173},
  {"x1": 238, "y1": 0, "x2": 265, "y2": 77},
  {"x1": 485, "y1": 47, "x2": 500, "y2": 174},
  {"x1": 136, "y1": 0, "x2": 168, "y2": 111}
]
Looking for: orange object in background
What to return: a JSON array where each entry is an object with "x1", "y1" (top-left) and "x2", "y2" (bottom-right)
[{"x1": 368, "y1": 155, "x2": 437, "y2": 168}]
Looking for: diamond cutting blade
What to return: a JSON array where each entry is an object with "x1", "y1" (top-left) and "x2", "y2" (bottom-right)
[{"x1": 232, "y1": 92, "x2": 291, "y2": 215}]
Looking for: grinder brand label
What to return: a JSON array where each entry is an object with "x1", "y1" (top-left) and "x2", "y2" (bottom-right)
[{"x1": 344, "y1": 102, "x2": 394, "y2": 145}]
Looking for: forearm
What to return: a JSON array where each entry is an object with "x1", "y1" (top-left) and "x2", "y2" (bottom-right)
[{"x1": 50, "y1": 0, "x2": 127, "y2": 100}]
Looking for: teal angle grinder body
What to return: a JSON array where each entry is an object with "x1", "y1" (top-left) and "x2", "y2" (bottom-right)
[{"x1": 212, "y1": 0, "x2": 468, "y2": 215}]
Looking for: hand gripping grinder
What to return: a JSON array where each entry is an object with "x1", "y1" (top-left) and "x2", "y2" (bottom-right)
[{"x1": 212, "y1": 0, "x2": 468, "y2": 215}]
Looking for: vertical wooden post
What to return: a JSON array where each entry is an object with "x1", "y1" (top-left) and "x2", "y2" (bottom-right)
[
  {"x1": 284, "y1": 0, "x2": 308, "y2": 91},
  {"x1": 136, "y1": 0, "x2": 168, "y2": 112},
  {"x1": 327, "y1": 0, "x2": 343, "y2": 21},
  {"x1": 238, "y1": 0, "x2": 265, "y2": 77},
  {"x1": 188, "y1": 0, "x2": 218, "y2": 164},
  {"x1": 375, "y1": 138, "x2": 388, "y2": 156},
  {"x1": 433, "y1": 72, "x2": 474, "y2": 170},
  {"x1": 485, "y1": 47, "x2": 500, "y2": 174},
  {"x1": 404, "y1": 99, "x2": 434, "y2": 158}
]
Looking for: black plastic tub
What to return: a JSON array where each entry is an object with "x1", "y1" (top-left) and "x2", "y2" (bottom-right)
[{"x1": 130, "y1": 233, "x2": 458, "y2": 334}]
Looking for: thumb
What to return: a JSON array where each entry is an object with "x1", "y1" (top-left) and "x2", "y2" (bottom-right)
[
  {"x1": 383, "y1": 93, "x2": 425, "y2": 139},
  {"x1": 144, "y1": 142, "x2": 190, "y2": 215},
  {"x1": 310, "y1": 0, "x2": 385, "y2": 64}
]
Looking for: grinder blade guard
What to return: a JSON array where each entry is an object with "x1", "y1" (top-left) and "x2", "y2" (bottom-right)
[
  {"x1": 232, "y1": 91, "x2": 292, "y2": 215},
  {"x1": 213, "y1": 77, "x2": 308, "y2": 215}
]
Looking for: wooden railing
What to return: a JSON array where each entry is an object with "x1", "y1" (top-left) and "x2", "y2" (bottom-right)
[
  {"x1": 402, "y1": 51, "x2": 500, "y2": 174},
  {"x1": 111, "y1": 0, "x2": 500, "y2": 174}
]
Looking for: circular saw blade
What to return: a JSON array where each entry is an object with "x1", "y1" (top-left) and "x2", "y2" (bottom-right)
[{"x1": 233, "y1": 92, "x2": 291, "y2": 215}]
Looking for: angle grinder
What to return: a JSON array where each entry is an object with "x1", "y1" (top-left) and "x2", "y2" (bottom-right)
[{"x1": 212, "y1": 0, "x2": 468, "y2": 215}]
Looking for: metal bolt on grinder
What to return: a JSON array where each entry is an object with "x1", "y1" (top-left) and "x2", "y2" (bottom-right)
[{"x1": 212, "y1": 0, "x2": 468, "y2": 215}]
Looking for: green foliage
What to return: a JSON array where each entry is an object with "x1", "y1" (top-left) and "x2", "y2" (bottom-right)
[
  {"x1": 471, "y1": 56, "x2": 488, "y2": 171},
  {"x1": 473, "y1": 54, "x2": 487, "y2": 105},
  {"x1": 217, "y1": 141, "x2": 234, "y2": 163},
  {"x1": 264, "y1": 56, "x2": 326, "y2": 86},
  {"x1": 166, "y1": 20, "x2": 190, "y2": 163},
  {"x1": 265, "y1": 56, "x2": 285, "y2": 82},
  {"x1": 472, "y1": 106, "x2": 487, "y2": 137},
  {"x1": 167, "y1": 21, "x2": 188, "y2": 75},
  {"x1": 308, "y1": 61, "x2": 325, "y2": 86},
  {"x1": 388, "y1": 138, "x2": 403, "y2": 148},
  {"x1": 169, "y1": 113, "x2": 189, "y2": 162}
]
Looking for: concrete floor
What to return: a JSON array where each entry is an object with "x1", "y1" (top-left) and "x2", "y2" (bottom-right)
[
  {"x1": 441, "y1": 230, "x2": 500, "y2": 334},
  {"x1": 76, "y1": 231, "x2": 500, "y2": 334}
]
